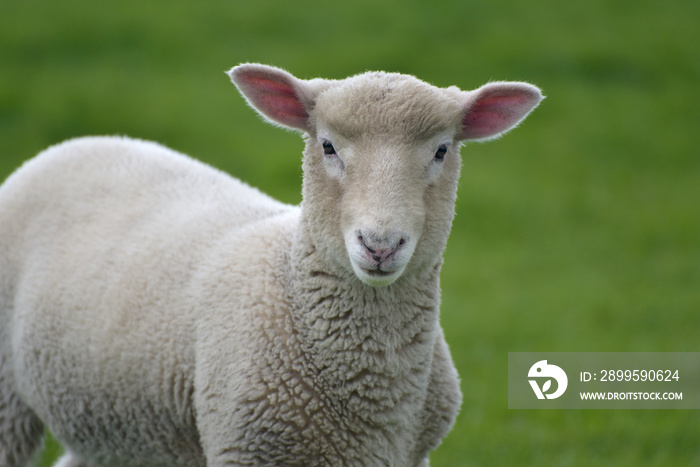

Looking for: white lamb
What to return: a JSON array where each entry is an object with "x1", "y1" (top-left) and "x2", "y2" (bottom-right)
[{"x1": 0, "y1": 64, "x2": 542, "y2": 466}]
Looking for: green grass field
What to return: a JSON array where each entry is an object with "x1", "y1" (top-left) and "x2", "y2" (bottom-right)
[{"x1": 2, "y1": 1, "x2": 698, "y2": 465}]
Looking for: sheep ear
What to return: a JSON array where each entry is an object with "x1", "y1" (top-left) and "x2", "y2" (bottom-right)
[
  {"x1": 228, "y1": 64, "x2": 318, "y2": 132},
  {"x1": 458, "y1": 82, "x2": 544, "y2": 141}
]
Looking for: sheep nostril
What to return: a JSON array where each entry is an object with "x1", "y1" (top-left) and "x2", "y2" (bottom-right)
[
  {"x1": 358, "y1": 234, "x2": 374, "y2": 253},
  {"x1": 357, "y1": 231, "x2": 408, "y2": 263}
]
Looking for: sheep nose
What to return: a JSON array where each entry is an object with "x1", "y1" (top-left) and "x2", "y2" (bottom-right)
[{"x1": 358, "y1": 233, "x2": 407, "y2": 263}]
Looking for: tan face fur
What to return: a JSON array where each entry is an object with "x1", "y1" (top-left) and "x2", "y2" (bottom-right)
[{"x1": 305, "y1": 74, "x2": 464, "y2": 286}]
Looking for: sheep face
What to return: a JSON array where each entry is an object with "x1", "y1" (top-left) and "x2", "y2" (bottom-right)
[
  {"x1": 312, "y1": 132, "x2": 460, "y2": 287},
  {"x1": 308, "y1": 76, "x2": 465, "y2": 287},
  {"x1": 229, "y1": 64, "x2": 543, "y2": 287}
]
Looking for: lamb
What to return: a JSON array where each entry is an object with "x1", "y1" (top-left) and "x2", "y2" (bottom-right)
[{"x1": 0, "y1": 64, "x2": 543, "y2": 466}]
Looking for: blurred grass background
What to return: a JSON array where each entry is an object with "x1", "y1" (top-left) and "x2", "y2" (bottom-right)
[{"x1": 1, "y1": 0, "x2": 698, "y2": 465}]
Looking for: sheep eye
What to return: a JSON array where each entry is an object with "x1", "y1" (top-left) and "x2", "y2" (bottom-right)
[
  {"x1": 322, "y1": 141, "x2": 336, "y2": 156},
  {"x1": 434, "y1": 144, "x2": 448, "y2": 161}
]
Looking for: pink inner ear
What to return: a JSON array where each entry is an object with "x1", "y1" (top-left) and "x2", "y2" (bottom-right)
[
  {"x1": 462, "y1": 91, "x2": 538, "y2": 140},
  {"x1": 260, "y1": 93, "x2": 308, "y2": 121},
  {"x1": 242, "y1": 75, "x2": 308, "y2": 125}
]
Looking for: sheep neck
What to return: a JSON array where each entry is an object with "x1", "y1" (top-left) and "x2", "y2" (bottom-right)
[{"x1": 286, "y1": 225, "x2": 442, "y2": 427}]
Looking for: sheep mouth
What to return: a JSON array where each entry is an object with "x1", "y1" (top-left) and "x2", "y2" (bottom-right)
[
  {"x1": 361, "y1": 267, "x2": 395, "y2": 277},
  {"x1": 352, "y1": 262, "x2": 406, "y2": 287}
]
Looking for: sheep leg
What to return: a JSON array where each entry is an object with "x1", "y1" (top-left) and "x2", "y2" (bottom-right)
[
  {"x1": 52, "y1": 451, "x2": 96, "y2": 467},
  {"x1": 410, "y1": 328, "x2": 462, "y2": 466},
  {"x1": 0, "y1": 352, "x2": 45, "y2": 466}
]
